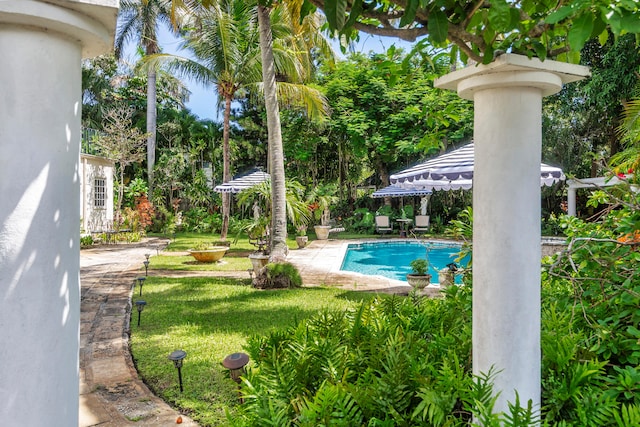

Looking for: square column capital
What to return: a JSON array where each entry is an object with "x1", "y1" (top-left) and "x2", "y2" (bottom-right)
[
  {"x1": 435, "y1": 54, "x2": 590, "y2": 100},
  {"x1": 0, "y1": 0, "x2": 118, "y2": 58}
]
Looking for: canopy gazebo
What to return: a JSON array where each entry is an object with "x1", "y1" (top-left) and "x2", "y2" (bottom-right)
[
  {"x1": 371, "y1": 185, "x2": 432, "y2": 198},
  {"x1": 371, "y1": 185, "x2": 432, "y2": 216},
  {"x1": 390, "y1": 143, "x2": 565, "y2": 191},
  {"x1": 213, "y1": 169, "x2": 270, "y2": 194}
]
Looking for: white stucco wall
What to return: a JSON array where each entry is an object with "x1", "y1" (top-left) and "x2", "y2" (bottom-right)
[
  {"x1": 80, "y1": 154, "x2": 115, "y2": 232},
  {"x1": 0, "y1": 1, "x2": 117, "y2": 424}
]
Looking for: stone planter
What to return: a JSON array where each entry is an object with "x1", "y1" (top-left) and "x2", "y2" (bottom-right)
[
  {"x1": 248, "y1": 253, "x2": 270, "y2": 271},
  {"x1": 438, "y1": 269, "x2": 455, "y2": 288},
  {"x1": 406, "y1": 274, "x2": 432, "y2": 289},
  {"x1": 314, "y1": 225, "x2": 331, "y2": 240},
  {"x1": 188, "y1": 247, "x2": 228, "y2": 263},
  {"x1": 295, "y1": 235, "x2": 308, "y2": 248}
]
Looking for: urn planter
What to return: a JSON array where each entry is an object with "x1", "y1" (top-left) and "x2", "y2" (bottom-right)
[
  {"x1": 438, "y1": 269, "x2": 455, "y2": 288},
  {"x1": 314, "y1": 225, "x2": 331, "y2": 240},
  {"x1": 295, "y1": 236, "x2": 308, "y2": 248},
  {"x1": 249, "y1": 253, "x2": 270, "y2": 271},
  {"x1": 406, "y1": 274, "x2": 432, "y2": 289},
  {"x1": 188, "y1": 247, "x2": 228, "y2": 263}
]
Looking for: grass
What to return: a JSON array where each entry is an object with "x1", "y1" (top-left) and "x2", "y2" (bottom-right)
[
  {"x1": 149, "y1": 253, "x2": 253, "y2": 272},
  {"x1": 131, "y1": 232, "x2": 385, "y2": 426},
  {"x1": 130, "y1": 275, "x2": 379, "y2": 426}
]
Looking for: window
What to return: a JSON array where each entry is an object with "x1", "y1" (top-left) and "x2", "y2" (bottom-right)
[{"x1": 94, "y1": 178, "x2": 106, "y2": 209}]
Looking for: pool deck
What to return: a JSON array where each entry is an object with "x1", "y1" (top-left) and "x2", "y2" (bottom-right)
[{"x1": 287, "y1": 238, "x2": 446, "y2": 297}]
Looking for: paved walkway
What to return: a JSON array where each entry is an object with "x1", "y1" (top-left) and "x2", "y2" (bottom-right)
[
  {"x1": 79, "y1": 238, "x2": 200, "y2": 426},
  {"x1": 78, "y1": 237, "x2": 438, "y2": 426}
]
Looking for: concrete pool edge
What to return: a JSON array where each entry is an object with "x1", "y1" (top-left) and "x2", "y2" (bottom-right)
[{"x1": 286, "y1": 237, "x2": 467, "y2": 294}]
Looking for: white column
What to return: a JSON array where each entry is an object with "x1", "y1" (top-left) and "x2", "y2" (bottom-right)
[
  {"x1": 567, "y1": 186, "x2": 577, "y2": 217},
  {"x1": 435, "y1": 55, "x2": 589, "y2": 414},
  {"x1": 0, "y1": 2, "x2": 116, "y2": 425}
]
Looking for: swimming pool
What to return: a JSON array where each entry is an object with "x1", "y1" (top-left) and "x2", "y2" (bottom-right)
[{"x1": 340, "y1": 240, "x2": 469, "y2": 284}]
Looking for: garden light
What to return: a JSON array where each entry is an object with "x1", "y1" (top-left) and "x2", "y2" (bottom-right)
[
  {"x1": 135, "y1": 300, "x2": 146, "y2": 326},
  {"x1": 222, "y1": 352, "x2": 249, "y2": 383},
  {"x1": 223, "y1": 352, "x2": 250, "y2": 402},
  {"x1": 144, "y1": 253, "x2": 150, "y2": 261},
  {"x1": 168, "y1": 350, "x2": 187, "y2": 392},
  {"x1": 143, "y1": 260, "x2": 149, "y2": 276},
  {"x1": 136, "y1": 277, "x2": 146, "y2": 296}
]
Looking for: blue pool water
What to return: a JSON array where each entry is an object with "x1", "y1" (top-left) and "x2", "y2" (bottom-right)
[{"x1": 340, "y1": 241, "x2": 469, "y2": 283}]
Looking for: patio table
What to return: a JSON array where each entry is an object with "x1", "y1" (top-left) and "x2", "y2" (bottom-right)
[{"x1": 396, "y1": 219, "x2": 412, "y2": 237}]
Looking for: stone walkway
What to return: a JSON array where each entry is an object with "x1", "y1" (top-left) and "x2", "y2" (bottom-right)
[
  {"x1": 78, "y1": 237, "x2": 434, "y2": 426},
  {"x1": 79, "y1": 238, "x2": 201, "y2": 426}
]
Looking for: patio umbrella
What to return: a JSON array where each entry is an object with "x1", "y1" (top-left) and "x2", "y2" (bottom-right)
[
  {"x1": 371, "y1": 185, "x2": 432, "y2": 198},
  {"x1": 390, "y1": 143, "x2": 564, "y2": 191},
  {"x1": 213, "y1": 169, "x2": 270, "y2": 194},
  {"x1": 371, "y1": 185, "x2": 433, "y2": 215}
]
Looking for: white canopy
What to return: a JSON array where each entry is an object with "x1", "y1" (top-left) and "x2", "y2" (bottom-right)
[
  {"x1": 390, "y1": 143, "x2": 565, "y2": 191},
  {"x1": 371, "y1": 185, "x2": 432, "y2": 198},
  {"x1": 213, "y1": 170, "x2": 270, "y2": 193}
]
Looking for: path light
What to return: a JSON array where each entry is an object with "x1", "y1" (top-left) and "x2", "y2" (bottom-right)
[
  {"x1": 223, "y1": 352, "x2": 249, "y2": 402},
  {"x1": 168, "y1": 350, "x2": 187, "y2": 392},
  {"x1": 144, "y1": 253, "x2": 150, "y2": 261},
  {"x1": 247, "y1": 269, "x2": 254, "y2": 280},
  {"x1": 136, "y1": 277, "x2": 146, "y2": 296},
  {"x1": 135, "y1": 300, "x2": 146, "y2": 326},
  {"x1": 143, "y1": 260, "x2": 150, "y2": 276}
]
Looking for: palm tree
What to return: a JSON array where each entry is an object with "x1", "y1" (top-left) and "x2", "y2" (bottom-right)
[
  {"x1": 257, "y1": 0, "x2": 332, "y2": 260},
  {"x1": 147, "y1": 0, "x2": 329, "y2": 241},
  {"x1": 257, "y1": 4, "x2": 288, "y2": 260},
  {"x1": 114, "y1": 0, "x2": 183, "y2": 196}
]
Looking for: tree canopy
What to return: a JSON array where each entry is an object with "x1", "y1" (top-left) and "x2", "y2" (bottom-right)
[{"x1": 305, "y1": 0, "x2": 640, "y2": 63}]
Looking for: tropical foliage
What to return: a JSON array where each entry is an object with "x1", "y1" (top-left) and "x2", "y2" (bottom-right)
[
  {"x1": 307, "y1": 0, "x2": 640, "y2": 64},
  {"x1": 227, "y1": 178, "x2": 640, "y2": 426},
  {"x1": 115, "y1": 0, "x2": 185, "y2": 193}
]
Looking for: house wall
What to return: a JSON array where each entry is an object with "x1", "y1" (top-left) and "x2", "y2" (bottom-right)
[
  {"x1": 0, "y1": 2, "x2": 117, "y2": 424},
  {"x1": 80, "y1": 153, "x2": 115, "y2": 232}
]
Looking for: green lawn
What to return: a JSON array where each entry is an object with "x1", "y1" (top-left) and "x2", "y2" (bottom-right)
[
  {"x1": 149, "y1": 253, "x2": 253, "y2": 272},
  {"x1": 131, "y1": 233, "x2": 383, "y2": 426}
]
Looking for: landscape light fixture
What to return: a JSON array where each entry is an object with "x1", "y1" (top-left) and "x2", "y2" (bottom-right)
[
  {"x1": 135, "y1": 300, "x2": 146, "y2": 326},
  {"x1": 168, "y1": 350, "x2": 187, "y2": 392},
  {"x1": 223, "y1": 352, "x2": 249, "y2": 402},
  {"x1": 144, "y1": 253, "x2": 150, "y2": 261},
  {"x1": 247, "y1": 269, "x2": 254, "y2": 280},
  {"x1": 143, "y1": 260, "x2": 150, "y2": 276},
  {"x1": 136, "y1": 277, "x2": 146, "y2": 296}
]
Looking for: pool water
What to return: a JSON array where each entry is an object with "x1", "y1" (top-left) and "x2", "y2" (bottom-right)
[{"x1": 340, "y1": 241, "x2": 469, "y2": 284}]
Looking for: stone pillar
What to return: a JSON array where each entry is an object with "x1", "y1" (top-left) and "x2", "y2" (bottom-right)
[
  {"x1": 0, "y1": 1, "x2": 116, "y2": 425},
  {"x1": 567, "y1": 186, "x2": 577, "y2": 216},
  {"x1": 435, "y1": 55, "x2": 589, "y2": 414}
]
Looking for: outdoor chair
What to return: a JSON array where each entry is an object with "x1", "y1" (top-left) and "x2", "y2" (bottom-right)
[
  {"x1": 413, "y1": 215, "x2": 430, "y2": 232},
  {"x1": 375, "y1": 215, "x2": 393, "y2": 234}
]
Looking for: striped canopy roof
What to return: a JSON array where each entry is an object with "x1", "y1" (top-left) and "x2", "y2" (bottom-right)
[
  {"x1": 371, "y1": 185, "x2": 432, "y2": 198},
  {"x1": 213, "y1": 170, "x2": 270, "y2": 193},
  {"x1": 390, "y1": 143, "x2": 565, "y2": 191}
]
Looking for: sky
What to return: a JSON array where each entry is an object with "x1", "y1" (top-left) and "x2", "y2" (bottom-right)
[{"x1": 122, "y1": 26, "x2": 414, "y2": 122}]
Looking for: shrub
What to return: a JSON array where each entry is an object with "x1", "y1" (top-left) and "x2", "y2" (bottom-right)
[
  {"x1": 80, "y1": 234, "x2": 94, "y2": 247},
  {"x1": 181, "y1": 207, "x2": 221, "y2": 233},
  {"x1": 260, "y1": 262, "x2": 302, "y2": 289},
  {"x1": 234, "y1": 288, "x2": 482, "y2": 426},
  {"x1": 232, "y1": 179, "x2": 640, "y2": 426},
  {"x1": 134, "y1": 195, "x2": 154, "y2": 231}
]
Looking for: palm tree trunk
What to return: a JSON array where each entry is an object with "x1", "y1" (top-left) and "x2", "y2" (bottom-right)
[
  {"x1": 258, "y1": 4, "x2": 288, "y2": 261},
  {"x1": 220, "y1": 95, "x2": 232, "y2": 240},
  {"x1": 146, "y1": 67, "x2": 157, "y2": 196}
]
